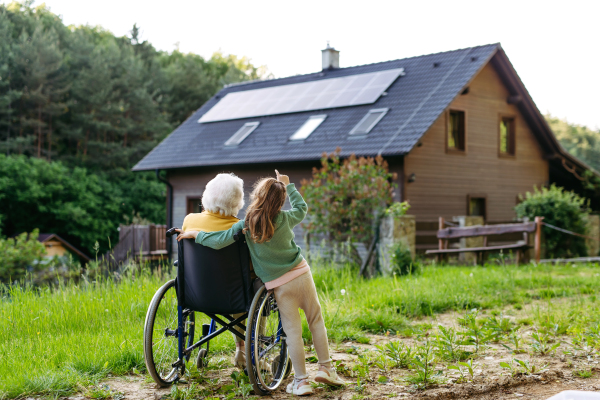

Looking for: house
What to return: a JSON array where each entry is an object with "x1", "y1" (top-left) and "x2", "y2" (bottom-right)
[
  {"x1": 38, "y1": 233, "x2": 91, "y2": 264},
  {"x1": 133, "y1": 43, "x2": 591, "y2": 256}
]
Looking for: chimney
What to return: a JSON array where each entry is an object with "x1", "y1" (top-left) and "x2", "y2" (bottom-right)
[{"x1": 321, "y1": 42, "x2": 339, "y2": 70}]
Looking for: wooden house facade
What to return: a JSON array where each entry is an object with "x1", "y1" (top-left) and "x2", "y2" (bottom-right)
[{"x1": 133, "y1": 44, "x2": 591, "y2": 256}]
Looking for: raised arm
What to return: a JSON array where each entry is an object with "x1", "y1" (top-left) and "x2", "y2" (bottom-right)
[
  {"x1": 284, "y1": 183, "x2": 308, "y2": 227},
  {"x1": 195, "y1": 220, "x2": 245, "y2": 250}
]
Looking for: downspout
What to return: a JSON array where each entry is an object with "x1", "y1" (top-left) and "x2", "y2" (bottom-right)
[{"x1": 156, "y1": 169, "x2": 173, "y2": 258}]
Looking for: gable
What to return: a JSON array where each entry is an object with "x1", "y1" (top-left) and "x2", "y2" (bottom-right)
[{"x1": 404, "y1": 62, "x2": 550, "y2": 222}]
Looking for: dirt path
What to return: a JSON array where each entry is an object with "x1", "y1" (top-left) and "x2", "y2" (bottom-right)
[
  {"x1": 82, "y1": 299, "x2": 600, "y2": 400},
  {"x1": 89, "y1": 336, "x2": 599, "y2": 400}
]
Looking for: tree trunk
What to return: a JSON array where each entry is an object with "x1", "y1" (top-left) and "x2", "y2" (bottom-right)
[
  {"x1": 47, "y1": 114, "x2": 52, "y2": 161},
  {"x1": 83, "y1": 129, "x2": 89, "y2": 156},
  {"x1": 37, "y1": 106, "x2": 42, "y2": 158}
]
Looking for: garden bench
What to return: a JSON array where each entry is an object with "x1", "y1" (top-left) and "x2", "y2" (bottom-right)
[{"x1": 426, "y1": 217, "x2": 543, "y2": 265}]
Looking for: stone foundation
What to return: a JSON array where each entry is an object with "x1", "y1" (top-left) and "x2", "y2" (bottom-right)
[
  {"x1": 378, "y1": 215, "x2": 416, "y2": 276},
  {"x1": 586, "y1": 214, "x2": 600, "y2": 257}
]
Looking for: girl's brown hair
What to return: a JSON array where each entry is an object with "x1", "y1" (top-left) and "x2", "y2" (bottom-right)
[{"x1": 243, "y1": 178, "x2": 286, "y2": 244}]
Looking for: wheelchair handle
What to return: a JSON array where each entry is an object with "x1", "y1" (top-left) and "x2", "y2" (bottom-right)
[
  {"x1": 233, "y1": 230, "x2": 244, "y2": 242},
  {"x1": 166, "y1": 227, "x2": 179, "y2": 238}
]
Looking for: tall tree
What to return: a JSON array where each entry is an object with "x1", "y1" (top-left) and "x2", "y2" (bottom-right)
[
  {"x1": 12, "y1": 23, "x2": 68, "y2": 159},
  {"x1": 0, "y1": 3, "x2": 267, "y2": 250},
  {"x1": 546, "y1": 114, "x2": 600, "y2": 171},
  {"x1": 0, "y1": 8, "x2": 20, "y2": 156}
]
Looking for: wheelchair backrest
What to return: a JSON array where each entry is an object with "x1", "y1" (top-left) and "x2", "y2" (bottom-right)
[{"x1": 176, "y1": 236, "x2": 252, "y2": 314}]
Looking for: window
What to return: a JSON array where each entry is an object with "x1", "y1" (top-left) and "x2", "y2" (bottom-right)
[
  {"x1": 224, "y1": 122, "x2": 260, "y2": 146},
  {"x1": 187, "y1": 197, "x2": 202, "y2": 214},
  {"x1": 289, "y1": 115, "x2": 326, "y2": 141},
  {"x1": 349, "y1": 108, "x2": 388, "y2": 136},
  {"x1": 447, "y1": 110, "x2": 465, "y2": 152},
  {"x1": 499, "y1": 117, "x2": 516, "y2": 156},
  {"x1": 468, "y1": 195, "x2": 486, "y2": 220}
]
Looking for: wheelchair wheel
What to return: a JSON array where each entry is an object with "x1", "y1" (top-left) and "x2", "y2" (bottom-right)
[
  {"x1": 246, "y1": 286, "x2": 290, "y2": 395},
  {"x1": 143, "y1": 279, "x2": 195, "y2": 387}
]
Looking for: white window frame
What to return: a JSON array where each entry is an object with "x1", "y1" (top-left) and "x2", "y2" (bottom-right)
[
  {"x1": 224, "y1": 122, "x2": 260, "y2": 146},
  {"x1": 349, "y1": 108, "x2": 389, "y2": 136},
  {"x1": 288, "y1": 115, "x2": 327, "y2": 141}
]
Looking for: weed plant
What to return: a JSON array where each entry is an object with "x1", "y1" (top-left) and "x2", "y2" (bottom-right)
[{"x1": 404, "y1": 340, "x2": 443, "y2": 388}]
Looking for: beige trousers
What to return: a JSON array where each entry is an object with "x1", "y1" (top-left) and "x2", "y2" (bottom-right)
[
  {"x1": 232, "y1": 312, "x2": 245, "y2": 345},
  {"x1": 273, "y1": 270, "x2": 331, "y2": 380}
]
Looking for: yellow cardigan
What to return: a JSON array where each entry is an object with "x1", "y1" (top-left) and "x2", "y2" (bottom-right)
[{"x1": 182, "y1": 210, "x2": 240, "y2": 233}]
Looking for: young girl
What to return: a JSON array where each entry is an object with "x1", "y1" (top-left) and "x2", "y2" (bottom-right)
[{"x1": 177, "y1": 170, "x2": 344, "y2": 396}]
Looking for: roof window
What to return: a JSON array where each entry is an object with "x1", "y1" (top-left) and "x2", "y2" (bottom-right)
[
  {"x1": 224, "y1": 122, "x2": 260, "y2": 146},
  {"x1": 289, "y1": 115, "x2": 326, "y2": 141},
  {"x1": 349, "y1": 108, "x2": 388, "y2": 136}
]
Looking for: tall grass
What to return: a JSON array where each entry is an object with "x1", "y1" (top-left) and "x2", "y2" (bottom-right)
[
  {"x1": 0, "y1": 267, "x2": 231, "y2": 398},
  {"x1": 1, "y1": 262, "x2": 599, "y2": 398},
  {"x1": 313, "y1": 262, "x2": 600, "y2": 341}
]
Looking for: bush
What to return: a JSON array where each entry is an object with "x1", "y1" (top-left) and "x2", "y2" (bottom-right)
[
  {"x1": 384, "y1": 201, "x2": 411, "y2": 218},
  {"x1": 0, "y1": 155, "x2": 166, "y2": 255},
  {"x1": 300, "y1": 149, "x2": 396, "y2": 248},
  {"x1": 389, "y1": 241, "x2": 419, "y2": 276},
  {"x1": 515, "y1": 184, "x2": 589, "y2": 258},
  {"x1": 0, "y1": 229, "x2": 46, "y2": 283}
]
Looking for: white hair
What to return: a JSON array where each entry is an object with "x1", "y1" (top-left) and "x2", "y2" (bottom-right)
[{"x1": 202, "y1": 173, "x2": 245, "y2": 217}]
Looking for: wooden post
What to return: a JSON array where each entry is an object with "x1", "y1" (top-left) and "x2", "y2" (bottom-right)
[
  {"x1": 438, "y1": 217, "x2": 444, "y2": 263},
  {"x1": 534, "y1": 216, "x2": 544, "y2": 263},
  {"x1": 438, "y1": 217, "x2": 444, "y2": 250}
]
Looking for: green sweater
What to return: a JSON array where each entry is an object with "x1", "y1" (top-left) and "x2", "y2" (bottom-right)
[{"x1": 196, "y1": 183, "x2": 307, "y2": 282}]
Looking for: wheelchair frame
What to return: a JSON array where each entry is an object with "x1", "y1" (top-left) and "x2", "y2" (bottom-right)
[{"x1": 143, "y1": 229, "x2": 291, "y2": 395}]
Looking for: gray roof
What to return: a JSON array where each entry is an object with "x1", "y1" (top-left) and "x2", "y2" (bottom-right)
[{"x1": 133, "y1": 44, "x2": 500, "y2": 171}]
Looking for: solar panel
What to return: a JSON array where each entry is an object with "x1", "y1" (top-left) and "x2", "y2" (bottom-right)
[{"x1": 199, "y1": 68, "x2": 404, "y2": 123}]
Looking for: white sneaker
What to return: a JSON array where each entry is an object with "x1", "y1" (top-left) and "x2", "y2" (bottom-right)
[
  {"x1": 315, "y1": 365, "x2": 346, "y2": 386},
  {"x1": 286, "y1": 378, "x2": 313, "y2": 396}
]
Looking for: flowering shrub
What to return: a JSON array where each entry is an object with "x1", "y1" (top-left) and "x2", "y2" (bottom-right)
[{"x1": 300, "y1": 149, "x2": 396, "y2": 248}]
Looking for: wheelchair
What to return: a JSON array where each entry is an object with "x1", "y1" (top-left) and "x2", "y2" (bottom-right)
[{"x1": 143, "y1": 228, "x2": 292, "y2": 394}]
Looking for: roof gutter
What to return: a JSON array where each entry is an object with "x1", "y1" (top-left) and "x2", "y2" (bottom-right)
[{"x1": 156, "y1": 169, "x2": 173, "y2": 258}]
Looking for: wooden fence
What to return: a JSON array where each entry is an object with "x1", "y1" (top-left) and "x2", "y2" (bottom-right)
[{"x1": 111, "y1": 224, "x2": 167, "y2": 265}]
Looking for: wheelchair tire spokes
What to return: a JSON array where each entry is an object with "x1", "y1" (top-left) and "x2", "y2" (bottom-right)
[
  {"x1": 144, "y1": 279, "x2": 195, "y2": 387},
  {"x1": 246, "y1": 287, "x2": 289, "y2": 394}
]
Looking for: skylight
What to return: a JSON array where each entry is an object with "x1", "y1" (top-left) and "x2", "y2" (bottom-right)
[
  {"x1": 224, "y1": 122, "x2": 260, "y2": 146},
  {"x1": 349, "y1": 108, "x2": 388, "y2": 136},
  {"x1": 198, "y1": 68, "x2": 405, "y2": 123},
  {"x1": 289, "y1": 115, "x2": 326, "y2": 141}
]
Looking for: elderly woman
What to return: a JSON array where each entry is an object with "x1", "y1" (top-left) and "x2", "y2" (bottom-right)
[{"x1": 179, "y1": 173, "x2": 249, "y2": 368}]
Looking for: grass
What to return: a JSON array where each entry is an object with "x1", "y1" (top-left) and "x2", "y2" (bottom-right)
[
  {"x1": 313, "y1": 261, "x2": 600, "y2": 341},
  {"x1": 1, "y1": 261, "x2": 600, "y2": 398}
]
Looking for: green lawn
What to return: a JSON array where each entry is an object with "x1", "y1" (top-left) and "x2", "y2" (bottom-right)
[{"x1": 1, "y1": 262, "x2": 599, "y2": 398}]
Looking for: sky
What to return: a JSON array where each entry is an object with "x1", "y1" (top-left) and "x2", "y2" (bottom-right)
[{"x1": 9, "y1": 0, "x2": 600, "y2": 129}]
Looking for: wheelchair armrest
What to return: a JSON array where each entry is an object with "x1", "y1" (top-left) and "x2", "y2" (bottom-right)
[{"x1": 233, "y1": 230, "x2": 244, "y2": 242}]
